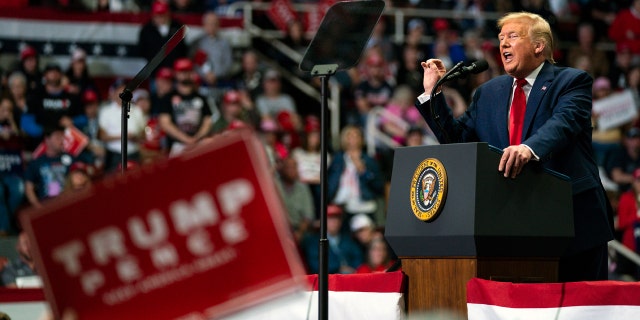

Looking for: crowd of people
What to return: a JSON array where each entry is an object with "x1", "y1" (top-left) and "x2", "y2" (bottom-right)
[{"x1": 3, "y1": 0, "x2": 640, "y2": 286}]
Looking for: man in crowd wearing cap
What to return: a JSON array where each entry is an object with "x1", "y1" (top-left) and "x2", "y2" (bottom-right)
[
  {"x1": 607, "y1": 126, "x2": 640, "y2": 193},
  {"x1": 431, "y1": 18, "x2": 467, "y2": 65},
  {"x1": 255, "y1": 69, "x2": 301, "y2": 129},
  {"x1": 350, "y1": 213, "x2": 379, "y2": 255},
  {"x1": 98, "y1": 79, "x2": 146, "y2": 173},
  {"x1": 28, "y1": 63, "x2": 83, "y2": 130},
  {"x1": 352, "y1": 52, "x2": 394, "y2": 129},
  {"x1": 211, "y1": 89, "x2": 257, "y2": 134},
  {"x1": 76, "y1": 89, "x2": 106, "y2": 173},
  {"x1": 151, "y1": 67, "x2": 174, "y2": 115},
  {"x1": 15, "y1": 45, "x2": 41, "y2": 95},
  {"x1": 190, "y1": 11, "x2": 233, "y2": 88},
  {"x1": 303, "y1": 204, "x2": 363, "y2": 274},
  {"x1": 137, "y1": 0, "x2": 187, "y2": 72},
  {"x1": 158, "y1": 58, "x2": 213, "y2": 156}
]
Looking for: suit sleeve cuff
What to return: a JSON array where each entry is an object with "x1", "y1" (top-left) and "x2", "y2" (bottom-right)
[
  {"x1": 417, "y1": 91, "x2": 441, "y2": 104},
  {"x1": 522, "y1": 144, "x2": 540, "y2": 161}
]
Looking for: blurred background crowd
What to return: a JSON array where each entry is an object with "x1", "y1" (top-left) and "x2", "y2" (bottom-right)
[{"x1": 2, "y1": 0, "x2": 640, "y2": 287}]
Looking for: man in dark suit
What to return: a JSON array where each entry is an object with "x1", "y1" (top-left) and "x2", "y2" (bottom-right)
[{"x1": 415, "y1": 12, "x2": 613, "y2": 281}]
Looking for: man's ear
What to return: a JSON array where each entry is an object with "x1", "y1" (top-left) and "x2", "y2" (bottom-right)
[{"x1": 535, "y1": 41, "x2": 545, "y2": 55}]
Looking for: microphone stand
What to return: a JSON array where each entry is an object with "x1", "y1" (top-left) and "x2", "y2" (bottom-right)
[
  {"x1": 119, "y1": 25, "x2": 188, "y2": 174},
  {"x1": 318, "y1": 71, "x2": 331, "y2": 320},
  {"x1": 119, "y1": 89, "x2": 132, "y2": 175}
]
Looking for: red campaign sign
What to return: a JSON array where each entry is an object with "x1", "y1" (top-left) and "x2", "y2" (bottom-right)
[
  {"x1": 268, "y1": 0, "x2": 298, "y2": 32},
  {"x1": 32, "y1": 126, "x2": 89, "y2": 158},
  {"x1": 21, "y1": 129, "x2": 306, "y2": 320}
]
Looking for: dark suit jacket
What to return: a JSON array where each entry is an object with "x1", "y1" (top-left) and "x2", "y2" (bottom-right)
[{"x1": 416, "y1": 62, "x2": 613, "y2": 254}]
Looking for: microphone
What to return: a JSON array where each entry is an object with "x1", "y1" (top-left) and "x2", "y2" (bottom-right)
[{"x1": 441, "y1": 60, "x2": 489, "y2": 82}]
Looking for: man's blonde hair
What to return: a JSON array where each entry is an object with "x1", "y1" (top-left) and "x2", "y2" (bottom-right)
[{"x1": 498, "y1": 12, "x2": 555, "y2": 64}]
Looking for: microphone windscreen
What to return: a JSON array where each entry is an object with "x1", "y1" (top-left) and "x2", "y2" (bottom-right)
[{"x1": 472, "y1": 60, "x2": 489, "y2": 74}]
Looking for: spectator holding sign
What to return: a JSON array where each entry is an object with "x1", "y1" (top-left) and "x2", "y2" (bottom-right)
[
  {"x1": 591, "y1": 77, "x2": 622, "y2": 168},
  {"x1": 24, "y1": 126, "x2": 75, "y2": 209}
]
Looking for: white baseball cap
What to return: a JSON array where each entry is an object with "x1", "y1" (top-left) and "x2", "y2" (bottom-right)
[{"x1": 350, "y1": 214, "x2": 374, "y2": 232}]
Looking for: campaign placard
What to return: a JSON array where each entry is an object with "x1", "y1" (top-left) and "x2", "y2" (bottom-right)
[
  {"x1": 593, "y1": 89, "x2": 638, "y2": 131},
  {"x1": 32, "y1": 126, "x2": 89, "y2": 158},
  {"x1": 21, "y1": 129, "x2": 306, "y2": 320}
]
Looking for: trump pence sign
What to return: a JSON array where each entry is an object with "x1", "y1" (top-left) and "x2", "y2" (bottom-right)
[{"x1": 21, "y1": 129, "x2": 306, "y2": 320}]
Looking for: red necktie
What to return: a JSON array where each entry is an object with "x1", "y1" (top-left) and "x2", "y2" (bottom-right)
[{"x1": 509, "y1": 78, "x2": 528, "y2": 145}]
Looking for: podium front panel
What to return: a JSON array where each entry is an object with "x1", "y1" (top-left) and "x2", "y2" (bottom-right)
[
  {"x1": 385, "y1": 142, "x2": 573, "y2": 258},
  {"x1": 385, "y1": 143, "x2": 481, "y2": 256}
]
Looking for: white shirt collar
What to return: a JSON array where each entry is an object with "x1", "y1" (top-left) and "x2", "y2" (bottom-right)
[{"x1": 514, "y1": 62, "x2": 545, "y2": 87}]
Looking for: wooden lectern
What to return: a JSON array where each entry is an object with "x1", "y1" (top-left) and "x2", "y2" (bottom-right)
[{"x1": 384, "y1": 142, "x2": 574, "y2": 317}]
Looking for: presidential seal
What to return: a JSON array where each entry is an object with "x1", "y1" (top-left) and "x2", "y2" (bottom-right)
[{"x1": 410, "y1": 158, "x2": 448, "y2": 222}]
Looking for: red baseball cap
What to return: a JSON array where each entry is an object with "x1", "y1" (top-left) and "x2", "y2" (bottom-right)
[
  {"x1": 276, "y1": 111, "x2": 295, "y2": 131},
  {"x1": 20, "y1": 46, "x2": 37, "y2": 61},
  {"x1": 327, "y1": 204, "x2": 343, "y2": 217},
  {"x1": 223, "y1": 90, "x2": 241, "y2": 104},
  {"x1": 69, "y1": 162, "x2": 90, "y2": 174},
  {"x1": 82, "y1": 90, "x2": 99, "y2": 104},
  {"x1": 152, "y1": 1, "x2": 169, "y2": 15},
  {"x1": 156, "y1": 67, "x2": 173, "y2": 80},
  {"x1": 433, "y1": 18, "x2": 450, "y2": 32},
  {"x1": 173, "y1": 58, "x2": 194, "y2": 72}
]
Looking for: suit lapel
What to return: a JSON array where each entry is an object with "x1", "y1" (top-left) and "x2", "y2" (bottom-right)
[
  {"x1": 522, "y1": 62, "x2": 553, "y2": 140},
  {"x1": 495, "y1": 77, "x2": 513, "y2": 147}
]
